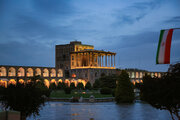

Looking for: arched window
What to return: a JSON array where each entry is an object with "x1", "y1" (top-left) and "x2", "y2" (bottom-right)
[
  {"x1": 50, "y1": 69, "x2": 56, "y2": 77},
  {"x1": 57, "y1": 69, "x2": 63, "y2": 77},
  {"x1": 8, "y1": 67, "x2": 16, "y2": 76},
  {"x1": 18, "y1": 67, "x2": 25, "y2": 77},
  {"x1": 35, "y1": 68, "x2": 41, "y2": 76},
  {"x1": 43, "y1": 69, "x2": 49, "y2": 77},
  {"x1": 0, "y1": 67, "x2": 7, "y2": 76},
  {"x1": 27, "y1": 68, "x2": 33, "y2": 77}
]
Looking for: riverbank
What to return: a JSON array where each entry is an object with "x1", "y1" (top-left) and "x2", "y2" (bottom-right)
[
  {"x1": 50, "y1": 90, "x2": 113, "y2": 98},
  {"x1": 48, "y1": 97, "x2": 115, "y2": 102}
]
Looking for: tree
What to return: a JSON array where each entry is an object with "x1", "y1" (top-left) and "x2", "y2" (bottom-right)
[
  {"x1": 77, "y1": 82, "x2": 84, "y2": 89},
  {"x1": 70, "y1": 82, "x2": 76, "y2": 90},
  {"x1": 93, "y1": 79, "x2": 100, "y2": 89},
  {"x1": 99, "y1": 75, "x2": 117, "y2": 89},
  {"x1": 141, "y1": 63, "x2": 180, "y2": 120},
  {"x1": 49, "y1": 82, "x2": 57, "y2": 90},
  {"x1": 85, "y1": 82, "x2": 92, "y2": 90},
  {"x1": 0, "y1": 76, "x2": 50, "y2": 120},
  {"x1": 115, "y1": 70, "x2": 135, "y2": 103}
]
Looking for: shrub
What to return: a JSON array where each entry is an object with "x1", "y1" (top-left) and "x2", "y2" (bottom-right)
[
  {"x1": 64, "y1": 87, "x2": 71, "y2": 94},
  {"x1": 77, "y1": 83, "x2": 84, "y2": 90},
  {"x1": 100, "y1": 87, "x2": 112, "y2": 94},
  {"x1": 70, "y1": 82, "x2": 76, "y2": 90},
  {"x1": 85, "y1": 82, "x2": 92, "y2": 90}
]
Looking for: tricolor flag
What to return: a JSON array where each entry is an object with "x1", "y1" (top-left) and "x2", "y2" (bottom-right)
[{"x1": 156, "y1": 29, "x2": 174, "y2": 64}]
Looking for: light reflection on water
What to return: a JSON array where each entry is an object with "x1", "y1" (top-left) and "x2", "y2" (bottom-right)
[{"x1": 27, "y1": 102, "x2": 171, "y2": 120}]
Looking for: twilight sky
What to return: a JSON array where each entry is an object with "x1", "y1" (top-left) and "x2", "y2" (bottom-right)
[{"x1": 0, "y1": 0, "x2": 180, "y2": 72}]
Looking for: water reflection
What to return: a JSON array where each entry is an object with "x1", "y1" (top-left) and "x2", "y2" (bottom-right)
[{"x1": 28, "y1": 102, "x2": 171, "y2": 120}]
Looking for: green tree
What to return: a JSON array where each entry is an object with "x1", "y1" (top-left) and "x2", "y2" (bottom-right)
[
  {"x1": 93, "y1": 79, "x2": 100, "y2": 89},
  {"x1": 0, "y1": 77, "x2": 50, "y2": 120},
  {"x1": 99, "y1": 75, "x2": 117, "y2": 89},
  {"x1": 70, "y1": 82, "x2": 76, "y2": 90},
  {"x1": 77, "y1": 82, "x2": 84, "y2": 89},
  {"x1": 49, "y1": 83, "x2": 57, "y2": 90},
  {"x1": 85, "y1": 82, "x2": 92, "y2": 90},
  {"x1": 141, "y1": 63, "x2": 180, "y2": 120},
  {"x1": 115, "y1": 70, "x2": 135, "y2": 103}
]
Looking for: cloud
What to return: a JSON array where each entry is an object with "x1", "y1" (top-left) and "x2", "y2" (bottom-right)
[{"x1": 0, "y1": 41, "x2": 55, "y2": 67}]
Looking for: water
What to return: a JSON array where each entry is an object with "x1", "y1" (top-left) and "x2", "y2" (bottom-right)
[{"x1": 27, "y1": 102, "x2": 171, "y2": 120}]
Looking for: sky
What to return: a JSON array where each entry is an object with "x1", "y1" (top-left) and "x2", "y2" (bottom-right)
[{"x1": 0, "y1": 0, "x2": 180, "y2": 72}]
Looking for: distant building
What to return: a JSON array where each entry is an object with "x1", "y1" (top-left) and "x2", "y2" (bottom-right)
[{"x1": 116, "y1": 68, "x2": 164, "y2": 85}]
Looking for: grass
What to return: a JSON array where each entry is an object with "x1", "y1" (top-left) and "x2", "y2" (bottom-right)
[{"x1": 50, "y1": 90, "x2": 113, "y2": 98}]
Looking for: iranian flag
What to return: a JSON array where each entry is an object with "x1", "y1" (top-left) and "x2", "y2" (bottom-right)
[{"x1": 156, "y1": 29, "x2": 174, "y2": 64}]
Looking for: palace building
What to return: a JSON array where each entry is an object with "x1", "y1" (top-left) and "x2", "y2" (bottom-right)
[
  {"x1": 56, "y1": 41, "x2": 116, "y2": 84},
  {"x1": 0, "y1": 41, "x2": 163, "y2": 87}
]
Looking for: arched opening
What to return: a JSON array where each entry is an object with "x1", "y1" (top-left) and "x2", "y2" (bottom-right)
[
  {"x1": 43, "y1": 69, "x2": 49, "y2": 77},
  {"x1": 50, "y1": 69, "x2": 56, "y2": 77},
  {"x1": 8, "y1": 67, "x2": 16, "y2": 76},
  {"x1": 81, "y1": 80, "x2": 86, "y2": 87},
  {"x1": 50, "y1": 79, "x2": 57, "y2": 85},
  {"x1": 140, "y1": 80, "x2": 143, "y2": 83},
  {"x1": 44, "y1": 79, "x2": 50, "y2": 88},
  {"x1": 0, "y1": 80, "x2": 7, "y2": 88},
  {"x1": 27, "y1": 68, "x2": 33, "y2": 77},
  {"x1": 64, "y1": 79, "x2": 70, "y2": 87},
  {"x1": 18, "y1": 67, "x2": 25, "y2": 77},
  {"x1": 132, "y1": 80, "x2": 135, "y2": 85},
  {"x1": 71, "y1": 79, "x2": 77, "y2": 87},
  {"x1": 58, "y1": 79, "x2": 62, "y2": 83},
  {"x1": 35, "y1": 68, "x2": 41, "y2": 76},
  {"x1": 0, "y1": 67, "x2": 7, "y2": 76},
  {"x1": 136, "y1": 80, "x2": 140, "y2": 83},
  {"x1": 18, "y1": 79, "x2": 25, "y2": 84},
  {"x1": 72, "y1": 73, "x2": 76, "y2": 78},
  {"x1": 8, "y1": 79, "x2": 16, "y2": 85},
  {"x1": 57, "y1": 69, "x2": 63, "y2": 77}
]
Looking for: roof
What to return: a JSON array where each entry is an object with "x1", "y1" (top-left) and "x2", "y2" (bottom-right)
[{"x1": 70, "y1": 49, "x2": 116, "y2": 55}]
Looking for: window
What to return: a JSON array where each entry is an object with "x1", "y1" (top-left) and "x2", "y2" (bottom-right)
[{"x1": 72, "y1": 56, "x2": 74, "y2": 60}]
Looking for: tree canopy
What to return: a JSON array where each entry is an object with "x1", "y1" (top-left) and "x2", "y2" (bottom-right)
[
  {"x1": 115, "y1": 70, "x2": 135, "y2": 103},
  {"x1": 141, "y1": 63, "x2": 180, "y2": 120},
  {"x1": 0, "y1": 76, "x2": 50, "y2": 120}
]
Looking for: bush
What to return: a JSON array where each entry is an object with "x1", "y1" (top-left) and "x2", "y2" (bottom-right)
[
  {"x1": 77, "y1": 83, "x2": 84, "y2": 89},
  {"x1": 64, "y1": 87, "x2": 71, "y2": 94},
  {"x1": 85, "y1": 82, "x2": 92, "y2": 90},
  {"x1": 100, "y1": 87, "x2": 112, "y2": 94},
  {"x1": 70, "y1": 82, "x2": 76, "y2": 90}
]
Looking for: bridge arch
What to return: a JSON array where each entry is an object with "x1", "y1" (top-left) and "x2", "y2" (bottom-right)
[{"x1": 0, "y1": 67, "x2": 7, "y2": 76}]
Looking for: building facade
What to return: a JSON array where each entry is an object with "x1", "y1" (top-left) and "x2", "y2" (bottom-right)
[
  {"x1": 56, "y1": 41, "x2": 116, "y2": 84},
  {"x1": 116, "y1": 69, "x2": 163, "y2": 85}
]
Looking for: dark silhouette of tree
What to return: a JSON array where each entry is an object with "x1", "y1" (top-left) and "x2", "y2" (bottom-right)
[
  {"x1": 70, "y1": 82, "x2": 76, "y2": 90},
  {"x1": 115, "y1": 70, "x2": 135, "y2": 103},
  {"x1": 77, "y1": 82, "x2": 84, "y2": 89},
  {"x1": 99, "y1": 75, "x2": 117, "y2": 89},
  {"x1": 141, "y1": 63, "x2": 180, "y2": 120},
  {"x1": 0, "y1": 76, "x2": 50, "y2": 120},
  {"x1": 49, "y1": 83, "x2": 57, "y2": 90},
  {"x1": 93, "y1": 79, "x2": 100, "y2": 89},
  {"x1": 85, "y1": 82, "x2": 92, "y2": 90}
]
